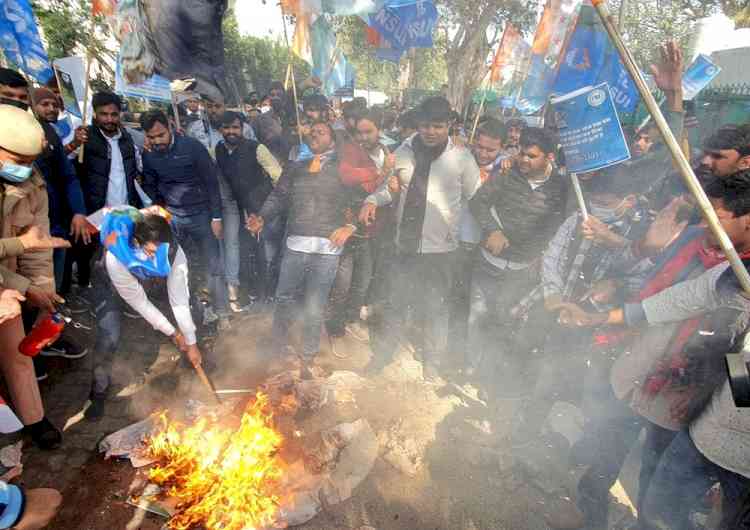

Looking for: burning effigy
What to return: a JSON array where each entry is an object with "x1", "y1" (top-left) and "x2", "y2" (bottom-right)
[{"x1": 100, "y1": 370, "x2": 379, "y2": 530}]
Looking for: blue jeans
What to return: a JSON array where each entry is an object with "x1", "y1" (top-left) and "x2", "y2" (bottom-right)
[
  {"x1": 642, "y1": 430, "x2": 750, "y2": 529},
  {"x1": 222, "y1": 199, "x2": 242, "y2": 287},
  {"x1": 171, "y1": 212, "x2": 229, "y2": 315},
  {"x1": 91, "y1": 257, "x2": 123, "y2": 397},
  {"x1": 272, "y1": 249, "x2": 339, "y2": 358},
  {"x1": 53, "y1": 247, "x2": 66, "y2": 292}
]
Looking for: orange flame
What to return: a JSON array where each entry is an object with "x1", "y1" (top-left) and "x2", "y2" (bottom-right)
[{"x1": 146, "y1": 393, "x2": 284, "y2": 530}]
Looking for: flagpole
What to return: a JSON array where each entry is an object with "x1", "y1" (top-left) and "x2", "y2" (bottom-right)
[
  {"x1": 78, "y1": 5, "x2": 97, "y2": 163},
  {"x1": 469, "y1": 72, "x2": 491, "y2": 144},
  {"x1": 591, "y1": 0, "x2": 750, "y2": 294},
  {"x1": 280, "y1": 6, "x2": 303, "y2": 145}
]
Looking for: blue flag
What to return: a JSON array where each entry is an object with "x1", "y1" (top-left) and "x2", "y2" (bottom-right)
[
  {"x1": 311, "y1": 17, "x2": 356, "y2": 97},
  {"x1": 553, "y1": 4, "x2": 639, "y2": 114},
  {"x1": 369, "y1": 0, "x2": 438, "y2": 52},
  {"x1": 551, "y1": 83, "x2": 631, "y2": 173},
  {"x1": 682, "y1": 54, "x2": 721, "y2": 101},
  {"x1": 0, "y1": 0, "x2": 54, "y2": 83}
]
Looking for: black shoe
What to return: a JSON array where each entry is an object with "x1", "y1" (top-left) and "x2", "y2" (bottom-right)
[
  {"x1": 26, "y1": 417, "x2": 62, "y2": 450},
  {"x1": 33, "y1": 357, "x2": 48, "y2": 381},
  {"x1": 84, "y1": 395, "x2": 106, "y2": 421},
  {"x1": 64, "y1": 293, "x2": 90, "y2": 315},
  {"x1": 41, "y1": 338, "x2": 89, "y2": 359}
]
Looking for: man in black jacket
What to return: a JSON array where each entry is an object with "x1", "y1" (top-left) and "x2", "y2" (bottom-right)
[
  {"x1": 466, "y1": 127, "x2": 566, "y2": 395},
  {"x1": 247, "y1": 122, "x2": 358, "y2": 363},
  {"x1": 71, "y1": 92, "x2": 143, "y2": 299},
  {"x1": 140, "y1": 110, "x2": 229, "y2": 327},
  {"x1": 216, "y1": 111, "x2": 281, "y2": 306}
]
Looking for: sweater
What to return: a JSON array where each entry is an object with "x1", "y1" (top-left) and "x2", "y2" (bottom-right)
[
  {"x1": 366, "y1": 136, "x2": 481, "y2": 254},
  {"x1": 215, "y1": 139, "x2": 274, "y2": 215},
  {"x1": 142, "y1": 135, "x2": 222, "y2": 219}
]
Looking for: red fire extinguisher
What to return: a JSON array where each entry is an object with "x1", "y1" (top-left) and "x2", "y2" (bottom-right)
[{"x1": 19, "y1": 313, "x2": 65, "y2": 357}]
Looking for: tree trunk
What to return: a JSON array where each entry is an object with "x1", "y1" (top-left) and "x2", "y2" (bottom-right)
[
  {"x1": 445, "y1": 16, "x2": 493, "y2": 114},
  {"x1": 398, "y1": 48, "x2": 416, "y2": 91}
]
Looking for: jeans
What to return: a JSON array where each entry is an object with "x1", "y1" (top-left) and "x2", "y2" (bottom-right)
[
  {"x1": 575, "y1": 394, "x2": 676, "y2": 528},
  {"x1": 327, "y1": 237, "x2": 376, "y2": 336},
  {"x1": 465, "y1": 259, "x2": 536, "y2": 374},
  {"x1": 91, "y1": 257, "x2": 122, "y2": 398},
  {"x1": 642, "y1": 430, "x2": 750, "y2": 530},
  {"x1": 272, "y1": 249, "x2": 340, "y2": 358},
  {"x1": 388, "y1": 252, "x2": 457, "y2": 361},
  {"x1": 61, "y1": 239, "x2": 98, "y2": 294},
  {"x1": 222, "y1": 199, "x2": 242, "y2": 287},
  {"x1": 53, "y1": 247, "x2": 66, "y2": 293},
  {"x1": 248, "y1": 216, "x2": 284, "y2": 301},
  {"x1": 171, "y1": 212, "x2": 229, "y2": 316}
]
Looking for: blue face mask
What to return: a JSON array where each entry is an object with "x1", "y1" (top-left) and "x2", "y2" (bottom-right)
[{"x1": 0, "y1": 162, "x2": 33, "y2": 183}]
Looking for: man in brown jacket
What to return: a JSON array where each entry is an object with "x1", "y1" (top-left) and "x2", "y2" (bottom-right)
[{"x1": 0, "y1": 105, "x2": 64, "y2": 449}]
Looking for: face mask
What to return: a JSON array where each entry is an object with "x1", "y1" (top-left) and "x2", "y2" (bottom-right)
[
  {"x1": 260, "y1": 105, "x2": 271, "y2": 114},
  {"x1": 0, "y1": 162, "x2": 33, "y2": 183},
  {"x1": 0, "y1": 97, "x2": 28, "y2": 111}
]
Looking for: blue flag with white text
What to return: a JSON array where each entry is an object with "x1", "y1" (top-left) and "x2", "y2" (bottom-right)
[
  {"x1": 369, "y1": 0, "x2": 438, "y2": 52},
  {"x1": 0, "y1": 0, "x2": 54, "y2": 83},
  {"x1": 311, "y1": 17, "x2": 356, "y2": 97},
  {"x1": 553, "y1": 4, "x2": 639, "y2": 114}
]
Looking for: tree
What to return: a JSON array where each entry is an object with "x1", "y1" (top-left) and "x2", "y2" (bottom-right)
[
  {"x1": 31, "y1": 0, "x2": 115, "y2": 87},
  {"x1": 223, "y1": 11, "x2": 311, "y2": 103}
]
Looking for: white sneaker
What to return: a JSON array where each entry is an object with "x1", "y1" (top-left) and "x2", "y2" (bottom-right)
[{"x1": 359, "y1": 305, "x2": 372, "y2": 321}]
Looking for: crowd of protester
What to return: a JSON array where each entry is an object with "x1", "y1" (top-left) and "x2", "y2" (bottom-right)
[{"x1": 0, "y1": 37, "x2": 748, "y2": 529}]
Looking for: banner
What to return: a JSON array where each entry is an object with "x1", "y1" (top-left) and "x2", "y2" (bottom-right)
[
  {"x1": 282, "y1": 0, "x2": 384, "y2": 15},
  {"x1": 551, "y1": 83, "x2": 631, "y2": 173},
  {"x1": 553, "y1": 3, "x2": 639, "y2": 115},
  {"x1": 682, "y1": 54, "x2": 721, "y2": 101},
  {"x1": 367, "y1": 25, "x2": 404, "y2": 63},
  {"x1": 516, "y1": 0, "x2": 581, "y2": 115},
  {"x1": 53, "y1": 65, "x2": 82, "y2": 119},
  {"x1": 311, "y1": 17, "x2": 356, "y2": 97},
  {"x1": 0, "y1": 0, "x2": 54, "y2": 83},
  {"x1": 368, "y1": 0, "x2": 439, "y2": 52},
  {"x1": 490, "y1": 24, "x2": 526, "y2": 85},
  {"x1": 115, "y1": 55, "x2": 172, "y2": 102},
  {"x1": 292, "y1": 13, "x2": 314, "y2": 64}
]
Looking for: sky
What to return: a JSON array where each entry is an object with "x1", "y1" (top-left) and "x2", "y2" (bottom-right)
[{"x1": 235, "y1": 1, "x2": 286, "y2": 39}]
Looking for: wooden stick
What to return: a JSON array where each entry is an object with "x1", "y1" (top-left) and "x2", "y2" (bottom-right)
[
  {"x1": 592, "y1": 0, "x2": 750, "y2": 295},
  {"x1": 194, "y1": 364, "x2": 222, "y2": 404},
  {"x1": 78, "y1": 6, "x2": 97, "y2": 163},
  {"x1": 570, "y1": 173, "x2": 588, "y2": 220},
  {"x1": 280, "y1": 6, "x2": 303, "y2": 145}
]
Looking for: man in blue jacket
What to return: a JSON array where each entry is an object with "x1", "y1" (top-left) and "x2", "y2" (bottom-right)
[{"x1": 140, "y1": 110, "x2": 229, "y2": 327}]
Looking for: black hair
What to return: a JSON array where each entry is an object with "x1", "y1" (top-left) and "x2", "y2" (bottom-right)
[
  {"x1": 303, "y1": 94, "x2": 328, "y2": 110},
  {"x1": 140, "y1": 110, "x2": 170, "y2": 132},
  {"x1": 704, "y1": 170, "x2": 750, "y2": 217},
  {"x1": 506, "y1": 118, "x2": 526, "y2": 130},
  {"x1": 398, "y1": 109, "x2": 418, "y2": 130},
  {"x1": 520, "y1": 127, "x2": 556, "y2": 155},
  {"x1": 476, "y1": 117, "x2": 506, "y2": 143},
  {"x1": 352, "y1": 97, "x2": 368, "y2": 110},
  {"x1": 133, "y1": 214, "x2": 174, "y2": 248},
  {"x1": 0, "y1": 68, "x2": 28, "y2": 88},
  {"x1": 342, "y1": 100, "x2": 365, "y2": 120},
  {"x1": 269, "y1": 81, "x2": 285, "y2": 93},
  {"x1": 355, "y1": 107, "x2": 385, "y2": 130},
  {"x1": 582, "y1": 167, "x2": 637, "y2": 197},
  {"x1": 704, "y1": 125, "x2": 750, "y2": 157},
  {"x1": 311, "y1": 120, "x2": 335, "y2": 139},
  {"x1": 92, "y1": 92, "x2": 122, "y2": 111},
  {"x1": 416, "y1": 96, "x2": 453, "y2": 123},
  {"x1": 219, "y1": 111, "x2": 244, "y2": 128}
]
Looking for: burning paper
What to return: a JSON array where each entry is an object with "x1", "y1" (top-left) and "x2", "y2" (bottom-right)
[{"x1": 146, "y1": 392, "x2": 283, "y2": 530}]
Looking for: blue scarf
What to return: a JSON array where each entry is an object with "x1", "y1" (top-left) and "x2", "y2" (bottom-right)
[{"x1": 100, "y1": 207, "x2": 172, "y2": 279}]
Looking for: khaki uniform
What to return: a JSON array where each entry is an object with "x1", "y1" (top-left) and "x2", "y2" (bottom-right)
[{"x1": 0, "y1": 171, "x2": 54, "y2": 424}]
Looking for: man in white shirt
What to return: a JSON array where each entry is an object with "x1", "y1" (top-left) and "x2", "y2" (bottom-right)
[{"x1": 86, "y1": 207, "x2": 202, "y2": 420}]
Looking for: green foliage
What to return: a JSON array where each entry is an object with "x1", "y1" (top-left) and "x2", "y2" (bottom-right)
[
  {"x1": 223, "y1": 12, "x2": 310, "y2": 102},
  {"x1": 31, "y1": 0, "x2": 114, "y2": 87}
]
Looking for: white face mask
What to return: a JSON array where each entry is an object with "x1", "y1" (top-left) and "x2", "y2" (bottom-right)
[{"x1": 260, "y1": 105, "x2": 271, "y2": 114}]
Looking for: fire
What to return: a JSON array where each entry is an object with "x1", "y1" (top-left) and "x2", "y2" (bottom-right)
[{"x1": 146, "y1": 392, "x2": 285, "y2": 530}]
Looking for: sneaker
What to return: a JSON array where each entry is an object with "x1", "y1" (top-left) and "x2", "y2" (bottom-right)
[
  {"x1": 229, "y1": 300, "x2": 247, "y2": 313},
  {"x1": 359, "y1": 305, "x2": 372, "y2": 321},
  {"x1": 64, "y1": 293, "x2": 90, "y2": 315},
  {"x1": 26, "y1": 417, "x2": 62, "y2": 450},
  {"x1": 345, "y1": 321, "x2": 370, "y2": 343},
  {"x1": 41, "y1": 338, "x2": 89, "y2": 359},
  {"x1": 84, "y1": 395, "x2": 106, "y2": 421}
]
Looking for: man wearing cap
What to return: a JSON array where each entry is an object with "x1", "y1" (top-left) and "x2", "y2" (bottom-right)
[{"x1": 0, "y1": 105, "x2": 65, "y2": 449}]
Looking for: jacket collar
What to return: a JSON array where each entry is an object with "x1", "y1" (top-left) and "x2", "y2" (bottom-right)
[{"x1": 1, "y1": 168, "x2": 45, "y2": 213}]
